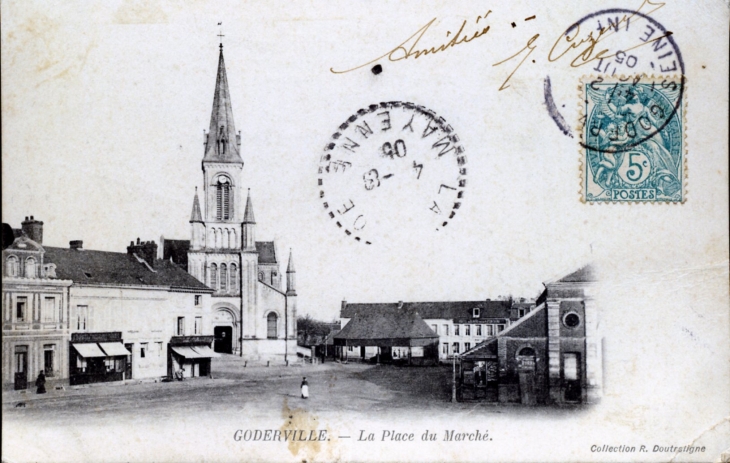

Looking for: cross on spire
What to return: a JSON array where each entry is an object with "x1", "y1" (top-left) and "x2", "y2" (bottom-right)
[{"x1": 217, "y1": 22, "x2": 225, "y2": 49}]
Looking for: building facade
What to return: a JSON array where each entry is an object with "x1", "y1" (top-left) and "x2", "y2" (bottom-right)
[
  {"x1": 163, "y1": 45, "x2": 297, "y2": 363},
  {"x1": 2, "y1": 218, "x2": 218, "y2": 389},
  {"x1": 2, "y1": 217, "x2": 72, "y2": 390},
  {"x1": 340, "y1": 299, "x2": 534, "y2": 362},
  {"x1": 459, "y1": 264, "x2": 602, "y2": 405}
]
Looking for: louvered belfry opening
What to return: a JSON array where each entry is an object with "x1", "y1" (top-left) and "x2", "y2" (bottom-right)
[{"x1": 215, "y1": 179, "x2": 231, "y2": 220}]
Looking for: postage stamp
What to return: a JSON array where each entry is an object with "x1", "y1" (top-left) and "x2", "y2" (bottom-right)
[
  {"x1": 580, "y1": 74, "x2": 686, "y2": 203},
  {"x1": 318, "y1": 102, "x2": 466, "y2": 244}
]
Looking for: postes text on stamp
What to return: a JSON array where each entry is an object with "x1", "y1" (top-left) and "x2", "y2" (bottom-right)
[
  {"x1": 318, "y1": 102, "x2": 466, "y2": 244},
  {"x1": 580, "y1": 75, "x2": 686, "y2": 203}
]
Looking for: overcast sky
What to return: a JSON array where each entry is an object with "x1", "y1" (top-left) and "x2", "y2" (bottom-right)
[{"x1": 2, "y1": 1, "x2": 725, "y2": 321}]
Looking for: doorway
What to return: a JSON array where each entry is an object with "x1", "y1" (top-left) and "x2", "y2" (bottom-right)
[
  {"x1": 563, "y1": 352, "x2": 582, "y2": 402},
  {"x1": 14, "y1": 347, "x2": 28, "y2": 390},
  {"x1": 214, "y1": 326, "x2": 233, "y2": 354},
  {"x1": 517, "y1": 347, "x2": 537, "y2": 405},
  {"x1": 124, "y1": 343, "x2": 133, "y2": 380}
]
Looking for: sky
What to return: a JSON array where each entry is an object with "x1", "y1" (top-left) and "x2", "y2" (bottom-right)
[{"x1": 2, "y1": 0, "x2": 727, "y2": 321}]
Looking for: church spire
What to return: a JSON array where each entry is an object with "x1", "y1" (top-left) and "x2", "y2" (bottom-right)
[
  {"x1": 286, "y1": 248, "x2": 296, "y2": 296},
  {"x1": 242, "y1": 189, "x2": 256, "y2": 251},
  {"x1": 203, "y1": 46, "x2": 242, "y2": 164},
  {"x1": 243, "y1": 189, "x2": 256, "y2": 224},
  {"x1": 190, "y1": 187, "x2": 203, "y2": 222}
]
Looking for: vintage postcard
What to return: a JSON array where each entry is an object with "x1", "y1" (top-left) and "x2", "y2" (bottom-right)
[{"x1": 2, "y1": 0, "x2": 728, "y2": 462}]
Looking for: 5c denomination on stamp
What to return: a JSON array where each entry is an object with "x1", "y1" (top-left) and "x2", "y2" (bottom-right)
[
  {"x1": 318, "y1": 102, "x2": 466, "y2": 244},
  {"x1": 580, "y1": 74, "x2": 686, "y2": 203}
]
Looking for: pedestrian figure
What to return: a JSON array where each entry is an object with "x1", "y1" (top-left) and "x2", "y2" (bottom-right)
[
  {"x1": 300, "y1": 377, "x2": 309, "y2": 399},
  {"x1": 35, "y1": 371, "x2": 46, "y2": 394}
]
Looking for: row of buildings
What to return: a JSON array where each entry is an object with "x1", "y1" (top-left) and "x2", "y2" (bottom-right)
[
  {"x1": 332, "y1": 265, "x2": 602, "y2": 405},
  {"x1": 2, "y1": 44, "x2": 299, "y2": 390}
]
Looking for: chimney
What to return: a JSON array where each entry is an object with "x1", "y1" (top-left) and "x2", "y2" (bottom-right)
[
  {"x1": 127, "y1": 238, "x2": 158, "y2": 268},
  {"x1": 69, "y1": 240, "x2": 83, "y2": 250},
  {"x1": 21, "y1": 216, "x2": 44, "y2": 245}
]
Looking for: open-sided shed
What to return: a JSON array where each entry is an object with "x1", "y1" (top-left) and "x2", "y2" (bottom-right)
[{"x1": 333, "y1": 305, "x2": 439, "y2": 365}]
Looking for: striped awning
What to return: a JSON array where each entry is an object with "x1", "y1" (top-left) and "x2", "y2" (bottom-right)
[{"x1": 73, "y1": 343, "x2": 106, "y2": 358}]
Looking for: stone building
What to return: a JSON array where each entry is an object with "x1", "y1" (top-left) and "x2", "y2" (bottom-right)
[
  {"x1": 161, "y1": 45, "x2": 297, "y2": 363},
  {"x1": 459, "y1": 264, "x2": 602, "y2": 405},
  {"x1": 2, "y1": 218, "x2": 217, "y2": 389},
  {"x1": 340, "y1": 299, "x2": 533, "y2": 362}
]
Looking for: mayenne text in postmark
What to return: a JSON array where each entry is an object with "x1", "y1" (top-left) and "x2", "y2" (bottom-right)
[
  {"x1": 580, "y1": 74, "x2": 685, "y2": 203},
  {"x1": 318, "y1": 102, "x2": 466, "y2": 244}
]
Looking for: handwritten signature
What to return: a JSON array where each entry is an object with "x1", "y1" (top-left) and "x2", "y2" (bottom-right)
[
  {"x1": 330, "y1": 12, "x2": 492, "y2": 74},
  {"x1": 330, "y1": 0, "x2": 674, "y2": 91}
]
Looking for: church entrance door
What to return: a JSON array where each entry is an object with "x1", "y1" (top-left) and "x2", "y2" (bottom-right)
[{"x1": 214, "y1": 326, "x2": 233, "y2": 354}]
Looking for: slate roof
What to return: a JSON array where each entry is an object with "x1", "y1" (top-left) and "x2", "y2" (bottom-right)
[
  {"x1": 462, "y1": 304, "x2": 547, "y2": 358},
  {"x1": 162, "y1": 239, "x2": 190, "y2": 268},
  {"x1": 256, "y1": 241, "x2": 277, "y2": 264},
  {"x1": 334, "y1": 306, "x2": 438, "y2": 346},
  {"x1": 159, "y1": 239, "x2": 276, "y2": 265},
  {"x1": 43, "y1": 246, "x2": 212, "y2": 292},
  {"x1": 341, "y1": 300, "x2": 513, "y2": 321},
  {"x1": 556, "y1": 264, "x2": 596, "y2": 282}
]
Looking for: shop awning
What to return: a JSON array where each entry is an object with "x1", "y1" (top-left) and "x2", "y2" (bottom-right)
[
  {"x1": 99, "y1": 342, "x2": 131, "y2": 356},
  {"x1": 171, "y1": 346, "x2": 207, "y2": 359},
  {"x1": 191, "y1": 345, "x2": 221, "y2": 358},
  {"x1": 73, "y1": 343, "x2": 106, "y2": 358}
]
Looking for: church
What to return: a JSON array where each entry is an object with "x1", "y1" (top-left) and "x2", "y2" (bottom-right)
[{"x1": 162, "y1": 44, "x2": 298, "y2": 363}]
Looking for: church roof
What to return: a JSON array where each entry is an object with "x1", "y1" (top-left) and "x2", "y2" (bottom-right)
[
  {"x1": 190, "y1": 190, "x2": 203, "y2": 222},
  {"x1": 43, "y1": 246, "x2": 211, "y2": 292},
  {"x1": 203, "y1": 47, "x2": 243, "y2": 164},
  {"x1": 255, "y1": 241, "x2": 276, "y2": 264},
  {"x1": 340, "y1": 300, "x2": 513, "y2": 321},
  {"x1": 161, "y1": 238, "x2": 190, "y2": 268}
]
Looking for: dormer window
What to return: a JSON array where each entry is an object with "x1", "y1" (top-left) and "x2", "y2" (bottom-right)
[
  {"x1": 217, "y1": 125, "x2": 228, "y2": 155},
  {"x1": 6, "y1": 255, "x2": 19, "y2": 277},
  {"x1": 472, "y1": 308, "x2": 480, "y2": 318},
  {"x1": 25, "y1": 257, "x2": 37, "y2": 278}
]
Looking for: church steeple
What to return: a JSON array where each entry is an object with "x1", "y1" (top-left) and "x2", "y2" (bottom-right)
[{"x1": 203, "y1": 46, "x2": 242, "y2": 164}]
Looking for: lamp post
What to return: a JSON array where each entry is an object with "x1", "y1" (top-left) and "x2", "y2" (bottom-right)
[{"x1": 452, "y1": 354, "x2": 458, "y2": 403}]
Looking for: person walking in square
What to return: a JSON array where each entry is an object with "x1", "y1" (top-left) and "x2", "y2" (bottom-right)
[
  {"x1": 35, "y1": 371, "x2": 46, "y2": 394},
  {"x1": 300, "y1": 377, "x2": 309, "y2": 399}
]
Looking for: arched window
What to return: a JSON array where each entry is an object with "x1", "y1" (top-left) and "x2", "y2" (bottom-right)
[
  {"x1": 25, "y1": 257, "x2": 36, "y2": 278},
  {"x1": 271, "y1": 271, "x2": 277, "y2": 286},
  {"x1": 267, "y1": 313, "x2": 278, "y2": 339},
  {"x1": 231, "y1": 229, "x2": 237, "y2": 249},
  {"x1": 220, "y1": 264, "x2": 228, "y2": 292},
  {"x1": 210, "y1": 263, "x2": 218, "y2": 290},
  {"x1": 6, "y1": 255, "x2": 18, "y2": 277},
  {"x1": 216, "y1": 177, "x2": 232, "y2": 220},
  {"x1": 258, "y1": 271, "x2": 264, "y2": 282},
  {"x1": 230, "y1": 264, "x2": 238, "y2": 293},
  {"x1": 215, "y1": 228, "x2": 222, "y2": 249}
]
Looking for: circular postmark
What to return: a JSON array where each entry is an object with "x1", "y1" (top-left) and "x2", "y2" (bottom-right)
[
  {"x1": 545, "y1": 8, "x2": 686, "y2": 150},
  {"x1": 318, "y1": 102, "x2": 466, "y2": 244}
]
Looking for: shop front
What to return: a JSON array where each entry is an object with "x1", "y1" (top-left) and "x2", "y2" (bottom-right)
[
  {"x1": 69, "y1": 332, "x2": 131, "y2": 385},
  {"x1": 168, "y1": 336, "x2": 219, "y2": 379}
]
